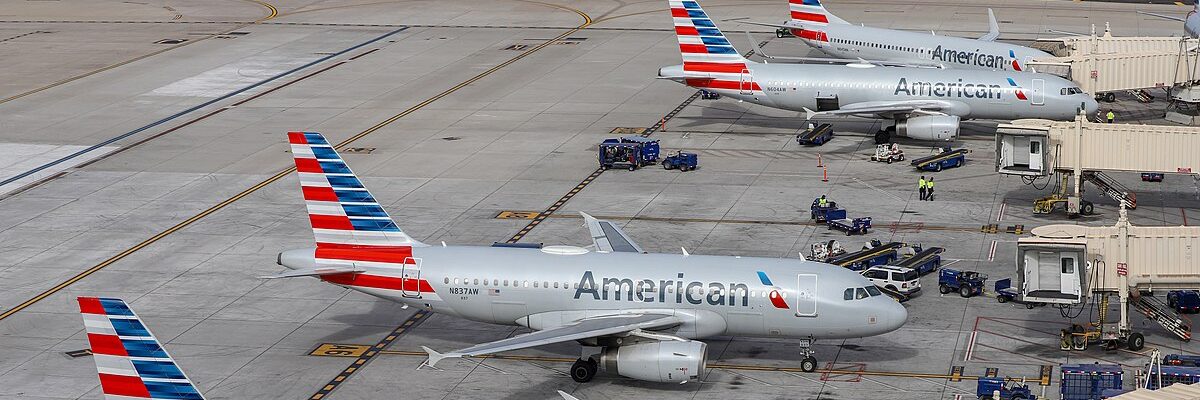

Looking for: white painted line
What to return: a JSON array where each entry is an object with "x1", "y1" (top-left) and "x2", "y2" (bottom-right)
[
  {"x1": 997, "y1": 202, "x2": 1006, "y2": 221},
  {"x1": 987, "y1": 240, "x2": 998, "y2": 262},
  {"x1": 964, "y1": 331, "x2": 978, "y2": 361},
  {"x1": 851, "y1": 177, "x2": 904, "y2": 201}
]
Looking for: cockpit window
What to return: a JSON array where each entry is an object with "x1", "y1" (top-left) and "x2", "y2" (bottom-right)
[
  {"x1": 855, "y1": 287, "x2": 869, "y2": 300},
  {"x1": 844, "y1": 288, "x2": 854, "y2": 300},
  {"x1": 1061, "y1": 87, "x2": 1083, "y2": 95},
  {"x1": 865, "y1": 286, "x2": 882, "y2": 297}
]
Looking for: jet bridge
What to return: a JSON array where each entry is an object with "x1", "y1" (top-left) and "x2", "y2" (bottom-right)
[
  {"x1": 995, "y1": 115, "x2": 1199, "y2": 215},
  {"x1": 1029, "y1": 31, "x2": 1200, "y2": 123},
  {"x1": 1017, "y1": 210, "x2": 1200, "y2": 344}
]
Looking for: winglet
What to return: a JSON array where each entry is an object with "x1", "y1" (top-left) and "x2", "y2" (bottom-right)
[
  {"x1": 803, "y1": 107, "x2": 819, "y2": 120},
  {"x1": 558, "y1": 390, "x2": 582, "y2": 400},
  {"x1": 978, "y1": 8, "x2": 1000, "y2": 41},
  {"x1": 421, "y1": 346, "x2": 459, "y2": 367}
]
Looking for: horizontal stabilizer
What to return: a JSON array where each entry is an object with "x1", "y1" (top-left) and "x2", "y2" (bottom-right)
[
  {"x1": 421, "y1": 346, "x2": 463, "y2": 367},
  {"x1": 259, "y1": 266, "x2": 364, "y2": 279}
]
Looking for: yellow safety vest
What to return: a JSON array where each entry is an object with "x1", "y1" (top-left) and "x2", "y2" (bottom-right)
[
  {"x1": 928, "y1": 181, "x2": 935, "y2": 189},
  {"x1": 818, "y1": 199, "x2": 827, "y2": 207},
  {"x1": 1106, "y1": 112, "x2": 1115, "y2": 119},
  {"x1": 918, "y1": 179, "x2": 926, "y2": 189}
]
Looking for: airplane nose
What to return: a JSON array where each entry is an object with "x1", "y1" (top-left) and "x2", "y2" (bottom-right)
[
  {"x1": 885, "y1": 301, "x2": 908, "y2": 332},
  {"x1": 1083, "y1": 97, "x2": 1099, "y2": 116}
]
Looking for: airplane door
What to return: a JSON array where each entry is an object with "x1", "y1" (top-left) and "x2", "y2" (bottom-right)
[
  {"x1": 795, "y1": 274, "x2": 817, "y2": 317},
  {"x1": 1031, "y1": 78, "x2": 1045, "y2": 105},
  {"x1": 401, "y1": 257, "x2": 421, "y2": 298},
  {"x1": 739, "y1": 69, "x2": 753, "y2": 95}
]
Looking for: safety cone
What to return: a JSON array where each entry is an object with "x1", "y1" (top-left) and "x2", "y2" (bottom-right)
[
  {"x1": 822, "y1": 167, "x2": 828, "y2": 182},
  {"x1": 817, "y1": 153, "x2": 824, "y2": 168}
]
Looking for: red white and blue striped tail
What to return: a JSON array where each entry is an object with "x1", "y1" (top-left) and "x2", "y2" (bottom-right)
[
  {"x1": 289, "y1": 132, "x2": 421, "y2": 268},
  {"x1": 789, "y1": 0, "x2": 848, "y2": 25},
  {"x1": 670, "y1": 0, "x2": 760, "y2": 92},
  {"x1": 78, "y1": 297, "x2": 204, "y2": 400}
]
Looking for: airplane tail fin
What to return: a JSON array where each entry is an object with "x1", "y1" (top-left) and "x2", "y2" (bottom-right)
[
  {"x1": 977, "y1": 8, "x2": 1000, "y2": 41},
  {"x1": 789, "y1": 0, "x2": 849, "y2": 25},
  {"x1": 669, "y1": 0, "x2": 760, "y2": 91},
  {"x1": 289, "y1": 132, "x2": 424, "y2": 267},
  {"x1": 78, "y1": 297, "x2": 205, "y2": 400}
]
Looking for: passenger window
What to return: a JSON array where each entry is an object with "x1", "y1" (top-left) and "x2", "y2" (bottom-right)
[
  {"x1": 493, "y1": 279, "x2": 499, "y2": 286},
  {"x1": 856, "y1": 288, "x2": 869, "y2": 300},
  {"x1": 533, "y1": 281, "x2": 539, "y2": 288},
  {"x1": 503, "y1": 280, "x2": 509, "y2": 286},
  {"x1": 544, "y1": 281, "x2": 549, "y2": 288},
  {"x1": 523, "y1": 280, "x2": 529, "y2": 288},
  {"x1": 454, "y1": 278, "x2": 460, "y2": 285},
  {"x1": 1062, "y1": 258, "x2": 1075, "y2": 274},
  {"x1": 844, "y1": 288, "x2": 854, "y2": 300},
  {"x1": 473, "y1": 279, "x2": 479, "y2": 285},
  {"x1": 444, "y1": 277, "x2": 450, "y2": 284},
  {"x1": 554, "y1": 282, "x2": 559, "y2": 289}
]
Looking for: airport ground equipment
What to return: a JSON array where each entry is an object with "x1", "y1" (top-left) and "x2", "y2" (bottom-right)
[
  {"x1": 796, "y1": 123, "x2": 835, "y2": 146},
  {"x1": 827, "y1": 241, "x2": 903, "y2": 271},
  {"x1": 1141, "y1": 173, "x2": 1165, "y2": 182},
  {"x1": 1059, "y1": 364, "x2": 1123, "y2": 400},
  {"x1": 939, "y1": 268, "x2": 986, "y2": 298},
  {"x1": 1168, "y1": 290, "x2": 1200, "y2": 314},
  {"x1": 861, "y1": 265, "x2": 920, "y2": 302},
  {"x1": 996, "y1": 115, "x2": 1197, "y2": 217},
  {"x1": 1164, "y1": 353, "x2": 1200, "y2": 367},
  {"x1": 809, "y1": 240, "x2": 847, "y2": 262},
  {"x1": 1145, "y1": 365, "x2": 1200, "y2": 389},
  {"x1": 828, "y1": 216, "x2": 871, "y2": 236},
  {"x1": 977, "y1": 376, "x2": 1036, "y2": 400},
  {"x1": 661, "y1": 151, "x2": 698, "y2": 171},
  {"x1": 599, "y1": 136, "x2": 660, "y2": 171},
  {"x1": 889, "y1": 245, "x2": 943, "y2": 276},
  {"x1": 1018, "y1": 210, "x2": 1200, "y2": 350},
  {"x1": 911, "y1": 147, "x2": 967, "y2": 172},
  {"x1": 1029, "y1": 32, "x2": 1200, "y2": 124},
  {"x1": 870, "y1": 143, "x2": 905, "y2": 163},
  {"x1": 810, "y1": 198, "x2": 844, "y2": 222},
  {"x1": 995, "y1": 279, "x2": 1045, "y2": 309},
  {"x1": 700, "y1": 90, "x2": 720, "y2": 100}
]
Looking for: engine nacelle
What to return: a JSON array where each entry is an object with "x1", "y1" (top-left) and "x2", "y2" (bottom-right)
[
  {"x1": 896, "y1": 115, "x2": 959, "y2": 141},
  {"x1": 600, "y1": 340, "x2": 707, "y2": 383}
]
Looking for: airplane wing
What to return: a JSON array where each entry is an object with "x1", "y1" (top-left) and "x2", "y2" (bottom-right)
[
  {"x1": 977, "y1": 8, "x2": 1001, "y2": 41},
  {"x1": 804, "y1": 100, "x2": 967, "y2": 120},
  {"x1": 1138, "y1": 10, "x2": 1186, "y2": 22},
  {"x1": 581, "y1": 212, "x2": 644, "y2": 253},
  {"x1": 422, "y1": 313, "x2": 679, "y2": 366},
  {"x1": 259, "y1": 265, "x2": 365, "y2": 279}
]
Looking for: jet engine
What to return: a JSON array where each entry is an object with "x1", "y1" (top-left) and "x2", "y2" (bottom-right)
[
  {"x1": 896, "y1": 115, "x2": 959, "y2": 141},
  {"x1": 599, "y1": 340, "x2": 707, "y2": 383}
]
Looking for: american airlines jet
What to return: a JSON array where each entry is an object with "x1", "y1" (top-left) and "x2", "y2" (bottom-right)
[
  {"x1": 740, "y1": 0, "x2": 1052, "y2": 73},
  {"x1": 270, "y1": 132, "x2": 907, "y2": 383},
  {"x1": 658, "y1": 0, "x2": 1099, "y2": 144},
  {"x1": 78, "y1": 297, "x2": 205, "y2": 400}
]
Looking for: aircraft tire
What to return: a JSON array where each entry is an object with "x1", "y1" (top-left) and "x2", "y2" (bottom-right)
[
  {"x1": 1127, "y1": 332, "x2": 1145, "y2": 351},
  {"x1": 800, "y1": 356, "x2": 817, "y2": 373},
  {"x1": 571, "y1": 358, "x2": 597, "y2": 383}
]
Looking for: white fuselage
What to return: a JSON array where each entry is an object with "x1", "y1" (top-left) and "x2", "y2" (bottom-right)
[{"x1": 789, "y1": 23, "x2": 1050, "y2": 72}]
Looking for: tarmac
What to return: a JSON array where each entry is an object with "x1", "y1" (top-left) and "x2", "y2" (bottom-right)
[{"x1": 0, "y1": 0, "x2": 1198, "y2": 399}]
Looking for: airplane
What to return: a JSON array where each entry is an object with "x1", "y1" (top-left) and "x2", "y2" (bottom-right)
[
  {"x1": 734, "y1": 0, "x2": 1052, "y2": 73},
  {"x1": 270, "y1": 131, "x2": 908, "y2": 383},
  {"x1": 658, "y1": 0, "x2": 1099, "y2": 144},
  {"x1": 77, "y1": 297, "x2": 205, "y2": 400},
  {"x1": 1139, "y1": 2, "x2": 1200, "y2": 39}
]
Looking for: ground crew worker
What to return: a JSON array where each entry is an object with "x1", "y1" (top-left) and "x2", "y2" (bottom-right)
[
  {"x1": 1106, "y1": 110, "x2": 1115, "y2": 123},
  {"x1": 927, "y1": 177, "x2": 935, "y2": 201},
  {"x1": 918, "y1": 176, "x2": 927, "y2": 201},
  {"x1": 818, "y1": 195, "x2": 828, "y2": 208}
]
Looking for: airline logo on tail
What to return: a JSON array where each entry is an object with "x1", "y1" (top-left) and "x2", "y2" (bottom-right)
[
  {"x1": 671, "y1": 0, "x2": 761, "y2": 92},
  {"x1": 78, "y1": 297, "x2": 205, "y2": 400},
  {"x1": 789, "y1": 0, "x2": 847, "y2": 25},
  {"x1": 757, "y1": 271, "x2": 790, "y2": 309}
]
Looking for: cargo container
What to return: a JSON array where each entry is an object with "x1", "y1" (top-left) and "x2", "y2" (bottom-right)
[{"x1": 1060, "y1": 364, "x2": 1122, "y2": 400}]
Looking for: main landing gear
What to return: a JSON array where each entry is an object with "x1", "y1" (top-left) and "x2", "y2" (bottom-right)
[
  {"x1": 875, "y1": 125, "x2": 896, "y2": 144},
  {"x1": 571, "y1": 357, "x2": 598, "y2": 382}
]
